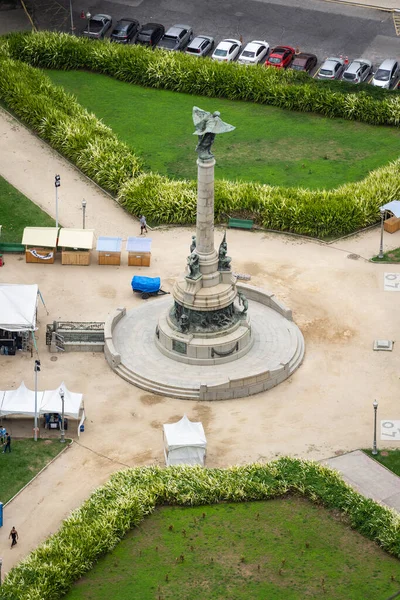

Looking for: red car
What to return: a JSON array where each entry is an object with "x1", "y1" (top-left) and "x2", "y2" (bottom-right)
[{"x1": 265, "y1": 45, "x2": 295, "y2": 69}]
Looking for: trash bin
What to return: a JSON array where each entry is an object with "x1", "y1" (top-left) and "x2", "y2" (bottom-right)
[
  {"x1": 64, "y1": 418, "x2": 68, "y2": 431},
  {"x1": 0, "y1": 502, "x2": 3, "y2": 527}
]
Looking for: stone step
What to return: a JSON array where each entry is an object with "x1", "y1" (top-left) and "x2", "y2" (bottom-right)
[
  {"x1": 115, "y1": 364, "x2": 200, "y2": 399},
  {"x1": 288, "y1": 327, "x2": 305, "y2": 374}
]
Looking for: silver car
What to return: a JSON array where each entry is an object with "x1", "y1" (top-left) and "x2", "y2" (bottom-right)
[
  {"x1": 371, "y1": 59, "x2": 400, "y2": 89},
  {"x1": 83, "y1": 14, "x2": 112, "y2": 40},
  {"x1": 317, "y1": 57, "x2": 345, "y2": 80},
  {"x1": 342, "y1": 59, "x2": 372, "y2": 84},
  {"x1": 185, "y1": 35, "x2": 214, "y2": 57},
  {"x1": 158, "y1": 25, "x2": 194, "y2": 51}
]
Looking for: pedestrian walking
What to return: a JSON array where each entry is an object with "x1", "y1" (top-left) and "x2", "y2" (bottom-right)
[
  {"x1": 0, "y1": 426, "x2": 6, "y2": 444},
  {"x1": 3, "y1": 432, "x2": 11, "y2": 453},
  {"x1": 9, "y1": 526, "x2": 18, "y2": 548},
  {"x1": 140, "y1": 215, "x2": 148, "y2": 235}
]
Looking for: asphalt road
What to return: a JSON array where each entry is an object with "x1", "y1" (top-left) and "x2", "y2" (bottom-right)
[
  {"x1": 0, "y1": 0, "x2": 398, "y2": 68},
  {"x1": 74, "y1": 0, "x2": 397, "y2": 65}
]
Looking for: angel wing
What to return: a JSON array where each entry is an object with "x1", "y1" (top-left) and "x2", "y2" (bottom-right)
[
  {"x1": 192, "y1": 106, "x2": 210, "y2": 127},
  {"x1": 192, "y1": 106, "x2": 235, "y2": 135}
]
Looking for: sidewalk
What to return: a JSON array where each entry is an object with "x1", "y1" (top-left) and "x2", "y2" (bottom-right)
[{"x1": 324, "y1": 450, "x2": 400, "y2": 511}]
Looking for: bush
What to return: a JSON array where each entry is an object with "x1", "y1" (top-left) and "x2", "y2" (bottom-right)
[{"x1": 1, "y1": 459, "x2": 399, "y2": 600}]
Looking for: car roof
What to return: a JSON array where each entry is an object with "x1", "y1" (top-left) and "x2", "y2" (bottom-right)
[
  {"x1": 220, "y1": 38, "x2": 241, "y2": 45},
  {"x1": 378, "y1": 59, "x2": 397, "y2": 69},
  {"x1": 325, "y1": 57, "x2": 342, "y2": 63},
  {"x1": 243, "y1": 41, "x2": 267, "y2": 51},
  {"x1": 141, "y1": 22, "x2": 163, "y2": 30},
  {"x1": 188, "y1": 36, "x2": 212, "y2": 47},
  {"x1": 294, "y1": 52, "x2": 316, "y2": 60},
  {"x1": 166, "y1": 24, "x2": 191, "y2": 33},
  {"x1": 117, "y1": 18, "x2": 138, "y2": 23},
  {"x1": 92, "y1": 14, "x2": 111, "y2": 19},
  {"x1": 323, "y1": 58, "x2": 341, "y2": 67},
  {"x1": 271, "y1": 46, "x2": 292, "y2": 53}
]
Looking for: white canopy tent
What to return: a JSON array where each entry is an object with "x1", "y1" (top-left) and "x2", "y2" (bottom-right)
[
  {"x1": 0, "y1": 284, "x2": 38, "y2": 332},
  {"x1": 0, "y1": 382, "x2": 39, "y2": 416},
  {"x1": 380, "y1": 201, "x2": 400, "y2": 217},
  {"x1": 41, "y1": 382, "x2": 83, "y2": 419},
  {"x1": 163, "y1": 415, "x2": 207, "y2": 466}
]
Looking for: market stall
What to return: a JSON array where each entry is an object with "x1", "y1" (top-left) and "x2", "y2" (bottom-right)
[
  {"x1": 58, "y1": 228, "x2": 94, "y2": 265},
  {"x1": 126, "y1": 237, "x2": 152, "y2": 267},
  {"x1": 380, "y1": 201, "x2": 400, "y2": 234},
  {"x1": 22, "y1": 227, "x2": 59, "y2": 264},
  {"x1": 0, "y1": 283, "x2": 42, "y2": 354},
  {"x1": 163, "y1": 415, "x2": 207, "y2": 466},
  {"x1": 96, "y1": 236, "x2": 122, "y2": 265}
]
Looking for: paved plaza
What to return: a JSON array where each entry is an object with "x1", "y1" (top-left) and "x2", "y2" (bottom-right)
[{"x1": 1, "y1": 102, "x2": 400, "y2": 575}]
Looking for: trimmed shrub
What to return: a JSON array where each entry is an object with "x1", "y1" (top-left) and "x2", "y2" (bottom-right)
[{"x1": 0, "y1": 459, "x2": 399, "y2": 600}]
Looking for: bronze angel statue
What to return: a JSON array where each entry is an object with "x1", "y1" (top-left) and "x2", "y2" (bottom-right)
[{"x1": 192, "y1": 107, "x2": 235, "y2": 160}]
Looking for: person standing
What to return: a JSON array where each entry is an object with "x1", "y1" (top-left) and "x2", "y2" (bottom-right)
[
  {"x1": 3, "y1": 432, "x2": 11, "y2": 453},
  {"x1": 9, "y1": 526, "x2": 18, "y2": 548},
  {"x1": 0, "y1": 426, "x2": 6, "y2": 444},
  {"x1": 140, "y1": 215, "x2": 148, "y2": 235}
]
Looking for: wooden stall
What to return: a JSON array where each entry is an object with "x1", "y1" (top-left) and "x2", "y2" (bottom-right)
[
  {"x1": 96, "y1": 237, "x2": 122, "y2": 266},
  {"x1": 22, "y1": 227, "x2": 59, "y2": 264},
  {"x1": 380, "y1": 201, "x2": 400, "y2": 235},
  {"x1": 58, "y1": 229, "x2": 94, "y2": 266},
  {"x1": 126, "y1": 237, "x2": 152, "y2": 267}
]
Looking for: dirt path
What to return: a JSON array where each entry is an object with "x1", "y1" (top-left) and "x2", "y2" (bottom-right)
[{"x1": 1, "y1": 107, "x2": 400, "y2": 576}]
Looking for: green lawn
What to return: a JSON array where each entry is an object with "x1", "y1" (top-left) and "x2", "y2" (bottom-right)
[
  {"x1": 0, "y1": 438, "x2": 67, "y2": 503},
  {"x1": 372, "y1": 247, "x2": 400, "y2": 263},
  {"x1": 0, "y1": 175, "x2": 55, "y2": 242},
  {"x1": 46, "y1": 70, "x2": 400, "y2": 191},
  {"x1": 364, "y1": 449, "x2": 400, "y2": 477},
  {"x1": 65, "y1": 497, "x2": 400, "y2": 600}
]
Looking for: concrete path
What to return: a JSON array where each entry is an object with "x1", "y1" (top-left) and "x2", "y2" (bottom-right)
[{"x1": 324, "y1": 450, "x2": 400, "y2": 511}]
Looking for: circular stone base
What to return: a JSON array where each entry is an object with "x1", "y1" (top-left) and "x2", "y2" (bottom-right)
[{"x1": 109, "y1": 297, "x2": 304, "y2": 400}]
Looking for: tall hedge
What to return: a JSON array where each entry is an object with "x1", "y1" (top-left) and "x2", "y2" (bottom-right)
[
  {"x1": 0, "y1": 32, "x2": 400, "y2": 237},
  {"x1": 0, "y1": 459, "x2": 399, "y2": 600}
]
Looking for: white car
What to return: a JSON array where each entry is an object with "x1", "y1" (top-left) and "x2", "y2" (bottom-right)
[
  {"x1": 342, "y1": 58, "x2": 372, "y2": 84},
  {"x1": 212, "y1": 39, "x2": 242, "y2": 62},
  {"x1": 238, "y1": 40, "x2": 269, "y2": 65},
  {"x1": 371, "y1": 59, "x2": 400, "y2": 89},
  {"x1": 317, "y1": 57, "x2": 345, "y2": 80}
]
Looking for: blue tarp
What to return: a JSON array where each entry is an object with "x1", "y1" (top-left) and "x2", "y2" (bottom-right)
[{"x1": 131, "y1": 276, "x2": 160, "y2": 293}]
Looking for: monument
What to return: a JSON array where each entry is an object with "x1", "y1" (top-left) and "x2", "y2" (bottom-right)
[
  {"x1": 155, "y1": 107, "x2": 253, "y2": 364},
  {"x1": 106, "y1": 107, "x2": 305, "y2": 399}
]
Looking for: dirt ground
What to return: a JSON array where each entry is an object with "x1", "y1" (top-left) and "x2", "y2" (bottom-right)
[{"x1": 0, "y1": 107, "x2": 400, "y2": 576}]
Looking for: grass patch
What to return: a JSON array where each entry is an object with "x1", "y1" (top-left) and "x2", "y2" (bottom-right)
[
  {"x1": 0, "y1": 175, "x2": 55, "y2": 242},
  {"x1": 372, "y1": 247, "x2": 400, "y2": 263},
  {"x1": 0, "y1": 438, "x2": 67, "y2": 503},
  {"x1": 65, "y1": 497, "x2": 400, "y2": 600},
  {"x1": 46, "y1": 70, "x2": 400, "y2": 191},
  {"x1": 364, "y1": 449, "x2": 400, "y2": 477}
]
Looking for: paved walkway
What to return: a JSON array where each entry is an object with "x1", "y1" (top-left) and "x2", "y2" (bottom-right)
[{"x1": 324, "y1": 450, "x2": 400, "y2": 511}]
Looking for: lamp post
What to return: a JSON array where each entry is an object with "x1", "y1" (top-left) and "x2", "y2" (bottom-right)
[
  {"x1": 55, "y1": 175, "x2": 61, "y2": 230},
  {"x1": 82, "y1": 199, "x2": 87, "y2": 229},
  {"x1": 86, "y1": 12, "x2": 91, "y2": 35},
  {"x1": 34, "y1": 359, "x2": 41, "y2": 442},
  {"x1": 378, "y1": 208, "x2": 385, "y2": 259},
  {"x1": 0, "y1": 557, "x2": 2, "y2": 587},
  {"x1": 69, "y1": 0, "x2": 74, "y2": 34},
  {"x1": 372, "y1": 399, "x2": 378, "y2": 455},
  {"x1": 60, "y1": 387, "x2": 65, "y2": 443}
]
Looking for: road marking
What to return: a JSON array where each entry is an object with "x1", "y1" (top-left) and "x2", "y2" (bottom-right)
[{"x1": 384, "y1": 272, "x2": 400, "y2": 291}]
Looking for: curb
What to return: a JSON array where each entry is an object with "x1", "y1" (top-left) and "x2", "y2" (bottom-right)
[
  {"x1": 3, "y1": 439, "x2": 73, "y2": 508},
  {"x1": 320, "y1": 0, "x2": 393, "y2": 12}
]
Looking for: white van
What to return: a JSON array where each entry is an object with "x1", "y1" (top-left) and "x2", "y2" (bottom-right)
[{"x1": 371, "y1": 59, "x2": 399, "y2": 89}]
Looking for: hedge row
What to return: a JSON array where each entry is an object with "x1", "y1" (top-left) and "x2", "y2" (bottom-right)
[
  {"x1": 0, "y1": 459, "x2": 399, "y2": 599},
  {"x1": 0, "y1": 34, "x2": 399, "y2": 236}
]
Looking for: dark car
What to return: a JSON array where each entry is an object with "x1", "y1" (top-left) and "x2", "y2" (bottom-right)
[
  {"x1": 136, "y1": 23, "x2": 165, "y2": 47},
  {"x1": 82, "y1": 14, "x2": 112, "y2": 40},
  {"x1": 290, "y1": 53, "x2": 318, "y2": 74},
  {"x1": 158, "y1": 25, "x2": 194, "y2": 51},
  {"x1": 110, "y1": 18, "x2": 140, "y2": 44}
]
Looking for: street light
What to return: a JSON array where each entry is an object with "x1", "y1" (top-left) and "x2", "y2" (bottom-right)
[
  {"x1": 55, "y1": 175, "x2": 61, "y2": 230},
  {"x1": 378, "y1": 208, "x2": 385, "y2": 259},
  {"x1": 372, "y1": 399, "x2": 378, "y2": 455},
  {"x1": 60, "y1": 387, "x2": 65, "y2": 443},
  {"x1": 34, "y1": 359, "x2": 41, "y2": 442},
  {"x1": 69, "y1": 0, "x2": 75, "y2": 35},
  {"x1": 86, "y1": 12, "x2": 91, "y2": 36},
  {"x1": 0, "y1": 557, "x2": 2, "y2": 587},
  {"x1": 82, "y1": 199, "x2": 87, "y2": 229}
]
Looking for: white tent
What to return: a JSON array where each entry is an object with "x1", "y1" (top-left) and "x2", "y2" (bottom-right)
[
  {"x1": 41, "y1": 382, "x2": 83, "y2": 419},
  {"x1": 163, "y1": 415, "x2": 207, "y2": 466},
  {"x1": 0, "y1": 381, "x2": 83, "y2": 419},
  {"x1": 0, "y1": 284, "x2": 38, "y2": 332},
  {"x1": 380, "y1": 201, "x2": 400, "y2": 217}
]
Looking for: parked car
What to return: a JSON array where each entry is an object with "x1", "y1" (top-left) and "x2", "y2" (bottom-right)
[
  {"x1": 342, "y1": 58, "x2": 372, "y2": 84},
  {"x1": 185, "y1": 35, "x2": 214, "y2": 57},
  {"x1": 317, "y1": 57, "x2": 345, "y2": 80},
  {"x1": 110, "y1": 18, "x2": 140, "y2": 44},
  {"x1": 212, "y1": 39, "x2": 242, "y2": 62},
  {"x1": 371, "y1": 59, "x2": 400, "y2": 89},
  {"x1": 158, "y1": 25, "x2": 193, "y2": 51},
  {"x1": 264, "y1": 46, "x2": 295, "y2": 69},
  {"x1": 136, "y1": 22, "x2": 165, "y2": 47},
  {"x1": 238, "y1": 41, "x2": 269, "y2": 65},
  {"x1": 83, "y1": 14, "x2": 112, "y2": 40},
  {"x1": 290, "y1": 52, "x2": 318, "y2": 74}
]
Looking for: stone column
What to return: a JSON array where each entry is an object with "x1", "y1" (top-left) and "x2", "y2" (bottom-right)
[{"x1": 196, "y1": 158, "x2": 215, "y2": 256}]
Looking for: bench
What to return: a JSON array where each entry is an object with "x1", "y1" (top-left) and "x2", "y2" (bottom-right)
[
  {"x1": 228, "y1": 218, "x2": 253, "y2": 230},
  {"x1": 0, "y1": 243, "x2": 25, "y2": 253}
]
